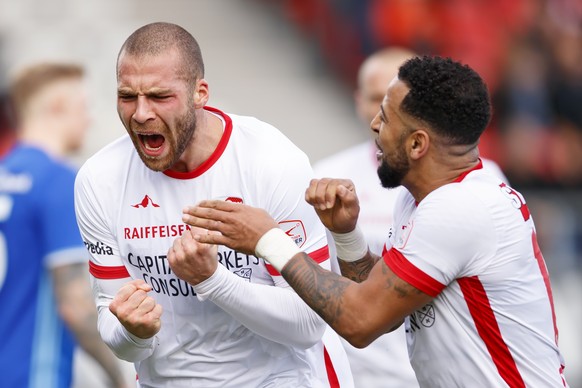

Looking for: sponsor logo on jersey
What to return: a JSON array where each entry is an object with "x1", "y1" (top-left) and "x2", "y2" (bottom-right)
[
  {"x1": 278, "y1": 220, "x2": 306, "y2": 248},
  {"x1": 127, "y1": 249, "x2": 259, "y2": 297},
  {"x1": 131, "y1": 195, "x2": 160, "y2": 208},
  {"x1": 84, "y1": 240, "x2": 114, "y2": 255},
  {"x1": 127, "y1": 252, "x2": 198, "y2": 297},
  {"x1": 217, "y1": 249, "x2": 260, "y2": 270},
  {"x1": 123, "y1": 224, "x2": 190, "y2": 239}
]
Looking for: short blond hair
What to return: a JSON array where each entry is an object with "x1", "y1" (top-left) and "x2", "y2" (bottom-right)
[{"x1": 9, "y1": 62, "x2": 84, "y2": 122}]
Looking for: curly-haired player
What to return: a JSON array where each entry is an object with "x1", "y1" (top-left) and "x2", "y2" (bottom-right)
[{"x1": 183, "y1": 56, "x2": 570, "y2": 387}]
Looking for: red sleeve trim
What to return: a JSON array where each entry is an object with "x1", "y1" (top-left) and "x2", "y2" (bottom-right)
[
  {"x1": 383, "y1": 247, "x2": 445, "y2": 297},
  {"x1": 266, "y1": 245, "x2": 330, "y2": 276},
  {"x1": 89, "y1": 261, "x2": 130, "y2": 279},
  {"x1": 307, "y1": 245, "x2": 330, "y2": 264}
]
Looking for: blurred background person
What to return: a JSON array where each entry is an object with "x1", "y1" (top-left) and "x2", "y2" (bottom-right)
[{"x1": 0, "y1": 63, "x2": 128, "y2": 388}]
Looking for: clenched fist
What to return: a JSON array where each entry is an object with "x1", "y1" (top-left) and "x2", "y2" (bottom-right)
[{"x1": 109, "y1": 279, "x2": 162, "y2": 339}]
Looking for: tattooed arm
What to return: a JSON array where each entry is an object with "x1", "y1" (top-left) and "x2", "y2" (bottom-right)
[
  {"x1": 182, "y1": 199, "x2": 433, "y2": 349},
  {"x1": 338, "y1": 251, "x2": 380, "y2": 283},
  {"x1": 280, "y1": 251, "x2": 431, "y2": 348}
]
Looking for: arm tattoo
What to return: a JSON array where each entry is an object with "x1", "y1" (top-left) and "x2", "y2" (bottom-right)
[
  {"x1": 338, "y1": 253, "x2": 380, "y2": 283},
  {"x1": 282, "y1": 253, "x2": 352, "y2": 326},
  {"x1": 381, "y1": 260, "x2": 423, "y2": 298}
]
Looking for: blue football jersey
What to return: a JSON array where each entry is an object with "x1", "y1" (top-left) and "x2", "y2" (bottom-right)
[{"x1": 0, "y1": 143, "x2": 86, "y2": 388}]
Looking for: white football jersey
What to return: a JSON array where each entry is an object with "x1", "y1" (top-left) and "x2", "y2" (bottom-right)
[
  {"x1": 75, "y1": 107, "x2": 352, "y2": 387},
  {"x1": 385, "y1": 162, "x2": 568, "y2": 387}
]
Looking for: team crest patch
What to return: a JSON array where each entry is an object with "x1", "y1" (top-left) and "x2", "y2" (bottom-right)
[
  {"x1": 417, "y1": 304, "x2": 435, "y2": 327},
  {"x1": 278, "y1": 220, "x2": 306, "y2": 248},
  {"x1": 233, "y1": 268, "x2": 252, "y2": 282}
]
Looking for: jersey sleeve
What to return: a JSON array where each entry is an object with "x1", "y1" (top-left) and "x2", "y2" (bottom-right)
[
  {"x1": 384, "y1": 187, "x2": 497, "y2": 297},
  {"x1": 74, "y1": 164, "x2": 126, "y2": 273},
  {"x1": 260, "y1": 149, "x2": 330, "y2": 280},
  {"x1": 74, "y1": 163, "x2": 154, "y2": 362}
]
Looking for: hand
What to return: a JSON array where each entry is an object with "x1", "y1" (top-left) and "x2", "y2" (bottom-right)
[
  {"x1": 167, "y1": 226, "x2": 219, "y2": 285},
  {"x1": 305, "y1": 178, "x2": 360, "y2": 233},
  {"x1": 109, "y1": 279, "x2": 162, "y2": 339},
  {"x1": 181, "y1": 200, "x2": 278, "y2": 255}
]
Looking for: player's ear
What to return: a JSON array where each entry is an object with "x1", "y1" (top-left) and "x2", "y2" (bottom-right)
[
  {"x1": 409, "y1": 129, "x2": 429, "y2": 160},
  {"x1": 193, "y1": 78, "x2": 209, "y2": 108}
]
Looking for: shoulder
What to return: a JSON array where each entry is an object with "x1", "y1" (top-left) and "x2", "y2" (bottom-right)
[
  {"x1": 481, "y1": 157, "x2": 508, "y2": 182},
  {"x1": 419, "y1": 176, "x2": 497, "y2": 227},
  {"x1": 228, "y1": 112, "x2": 310, "y2": 164},
  {"x1": 77, "y1": 135, "x2": 133, "y2": 180}
]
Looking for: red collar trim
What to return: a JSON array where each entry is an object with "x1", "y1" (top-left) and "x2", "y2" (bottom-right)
[
  {"x1": 452, "y1": 158, "x2": 483, "y2": 183},
  {"x1": 163, "y1": 106, "x2": 232, "y2": 180}
]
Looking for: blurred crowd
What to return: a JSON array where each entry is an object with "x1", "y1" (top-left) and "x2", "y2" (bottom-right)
[{"x1": 270, "y1": 0, "x2": 582, "y2": 190}]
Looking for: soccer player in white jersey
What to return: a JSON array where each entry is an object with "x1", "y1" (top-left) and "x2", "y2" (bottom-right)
[
  {"x1": 74, "y1": 22, "x2": 352, "y2": 388},
  {"x1": 182, "y1": 56, "x2": 570, "y2": 387},
  {"x1": 313, "y1": 47, "x2": 509, "y2": 388}
]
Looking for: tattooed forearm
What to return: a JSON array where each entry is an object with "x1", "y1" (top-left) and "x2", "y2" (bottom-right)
[
  {"x1": 282, "y1": 253, "x2": 352, "y2": 326},
  {"x1": 338, "y1": 253, "x2": 380, "y2": 283}
]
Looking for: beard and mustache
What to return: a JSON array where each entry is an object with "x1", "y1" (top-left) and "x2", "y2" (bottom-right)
[
  {"x1": 377, "y1": 139, "x2": 410, "y2": 189},
  {"x1": 128, "y1": 104, "x2": 198, "y2": 172}
]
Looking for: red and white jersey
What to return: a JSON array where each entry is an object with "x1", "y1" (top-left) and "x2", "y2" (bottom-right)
[
  {"x1": 385, "y1": 161, "x2": 568, "y2": 387},
  {"x1": 75, "y1": 107, "x2": 352, "y2": 387}
]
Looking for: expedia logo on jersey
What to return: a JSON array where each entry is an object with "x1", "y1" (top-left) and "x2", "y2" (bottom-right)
[
  {"x1": 408, "y1": 303, "x2": 436, "y2": 333},
  {"x1": 84, "y1": 240, "x2": 114, "y2": 255}
]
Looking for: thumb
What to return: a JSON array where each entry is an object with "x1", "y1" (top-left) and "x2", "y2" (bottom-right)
[{"x1": 336, "y1": 184, "x2": 358, "y2": 206}]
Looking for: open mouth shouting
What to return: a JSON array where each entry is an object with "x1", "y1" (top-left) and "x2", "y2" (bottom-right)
[{"x1": 138, "y1": 133, "x2": 166, "y2": 157}]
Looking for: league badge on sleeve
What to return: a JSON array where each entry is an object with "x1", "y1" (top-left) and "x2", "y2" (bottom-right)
[
  {"x1": 278, "y1": 220, "x2": 306, "y2": 248},
  {"x1": 396, "y1": 220, "x2": 414, "y2": 249}
]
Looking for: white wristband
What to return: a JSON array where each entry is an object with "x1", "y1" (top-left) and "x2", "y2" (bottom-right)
[
  {"x1": 255, "y1": 228, "x2": 301, "y2": 272},
  {"x1": 330, "y1": 225, "x2": 368, "y2": 262}
]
